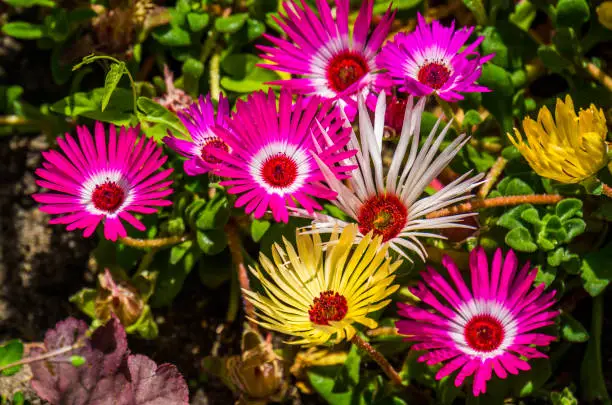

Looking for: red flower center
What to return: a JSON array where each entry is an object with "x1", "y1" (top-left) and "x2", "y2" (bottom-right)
[
  {"x1": 464, "y1": 315, "x2": 505, "y2": 352},
  {"x1": 357, "y1": 194, "x2": 408, "y2": 242},
  {"x1": 200, "y1": 137, "x2": 229, "y2": 164},
  {"x1": 417, "y1": 62, "x2": 451, "y2": 90},
  {"x1": 309, "y1": 291, "x2": 348, "y2": 326},
  {"x1": 92, "y1": 181, "x2": 125, "y2": 213},
  {"x1": 261, "y1": 153, "x2": 298, "y2": 188},
  {"x1": 327, "y1": 51, "x2": 369, "y2": 93}
]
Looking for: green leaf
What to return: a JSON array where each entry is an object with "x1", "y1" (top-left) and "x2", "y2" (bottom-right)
[
  {"x1": 186, "y1": 12, "x2": 209, "y2": 32},
  {"x1": 221, "y1": 53, "x2": 259, "y2": 79},
  {"x1": 70, "y1": 355, "x2": 86, "y2": 367},
  {"x1": 580, "y1": 245, "x2": 612, "y2": 296},
  {"x1": 535, "y1": 266, "x2": 557, "y2": 287},
  {"x1": 563, "y1": 218, "x2": 586, "y2": 241},
  {"x1": 551, "y1": 387, "x2": 578, "y2": 405},
  {"x1": 11, "y1": 392, "x2": 25, "y2": 405},
  {"x1": 509, "y1": 0, "x2": 537, "y2": 31},
  {"x1": 498, "y1": 204, "x2": 534, "y2": 229},
  {"x1": 520, "y1": 207, "x2": 541, "y2": 225},
  {"x1": 556, "y1": 0, "x2": 590, "y2": 29},
  {"x1": 500, "y1": 178, "x2": 534, "y2": 196},
  {"x1": 50, "y1": 88, "x2": 134, "y2": 125},
  {"x1": 250, "y1": 219, "x2": 271, "y2": 242},
  {"x1": 2, "y1": 22, "x2": 45, "y2": 39},
  {"x1": 480, "y1": 27, "x2": 510, "y2": 68},
  {"x1": 462, "y1": 109, "x2": 483, "y2": 128},
  {"x1": 101, "y1": 63, "x2": 125, "y2": 112},
  {"x1": 4, "y1": 0, "x2": 55, "y2": 7},
  {"x1": 195, "y1": 193, "x2": 230, "y2": 231},
  {"x1": 308, "y1": 345, "x2": 364, "y2": 405},
  {"x1": 556, "y1": 198, "x2": 582, "y2": 220},
  {"x1": 221, "y1": 66, "x2": 280, "y2": 93},
  {"x1": 540, "y1": 216, "x2": 567, "y2": 247},
  {"x1": 561, "y1": 312, "x2": 589, "y2": 342},
  {"x1": 150, "y1": 248, "x2": 202, "y2": 307},
  {"x1": 125, "y1": 305, "x2": 158, "y2": 339},
  {"x1": 215, "y1": 13, "x2": 248, "y2": 33},
  {"x1": 479, "y1": 64, "x2": 515, "y2": 132},
  {"x1": 196, "y1": 229, "x2": 228, "y2": 255},
  {"x1": 505, "y1": 227, "x2": 538, "y2": 252},
  {"x1": 0, "y1": 340, "x2": 24, "y2": 376},
  {"x1": 170, "y1": 240, "x2": 193, "y2": 265},
  {"x1": 538, "y1": 45, "x2": 572, "y2": 73},
  {"x1": 69, "y1": 288, "x2": 98, "y2": 319},
  {"x1": 152, "y1": 25, "x2": 191, "y2": 46},
  {"x1": 372, "y1": 0, "x2": 422, "y2": 13},
  {"x1": 462, "y1": 0, "x2": 487, "y2": 25},
  {"x1": 511, "y1": 358, "x2": 551, "y2": 397},
  {"x1": 136, "y1": 96, "x2": 186, "y2": 135},
  {"x1": 182, "y1": 57, "x2": 204, "y2": 96},
  {"x1": 246, "y1": 19, "x2": 265, "y2": 41},
  {"x1": 198, "y1": 250, "x2": 231, "y2": 288}
]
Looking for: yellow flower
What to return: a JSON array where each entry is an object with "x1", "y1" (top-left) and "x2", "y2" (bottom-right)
[
  {"x1": 243, "y1": 225, "x2": 401, "y2": 346},
  {"x1": 597, "y1": 1, "x2": 612, "y2": 30},
  {"x1": 508, "y1": 95, "x2": 608, "y2": 184}
]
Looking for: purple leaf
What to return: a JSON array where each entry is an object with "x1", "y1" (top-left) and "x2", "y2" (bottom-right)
[
  {"x1": 128, "y1": 355, "x2": 190, "y2": 405},
  {"x1": 30, "y1": 317, "x2": 189, "y2": 405}
]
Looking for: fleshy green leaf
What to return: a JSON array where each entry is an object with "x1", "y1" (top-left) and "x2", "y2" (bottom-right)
[
  {"x1": 580, "y1": 245, "x2": 612, "y2": 296},
  {"x1": 556, "y1": 198, "x2": 583, "y2": 220},
  {"x1": 4, "y1": 0, "x2": 55, "y2": 7},
  {"x1": 69, "y1": 288, "x2": 98, "y2": 319},
  {"x1": 215, "y1": 13, "x2": 248, "y2": 33},
  {"x1": 186, "y1": 12, "x2": 209, "y2": 32},
  {"x1": 505, "y1": 227, "x2": 538, "y2": 252},
  {"x1": 250, "y1": 218, "x2": 271, "y2": 243},
  {"x1": 196, "y1": 230, "x2": 228, "y2": 255},
  {"x1": 556, "y1": 0, "x2": 590, "y2": 29},
  {"x1": 561, "y1": 312, "x2": 589, "y2": 342}
]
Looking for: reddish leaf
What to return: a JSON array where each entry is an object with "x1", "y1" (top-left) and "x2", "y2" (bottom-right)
[{"x1": 30, "y1": 317, "x2": 189, "y2": 405}]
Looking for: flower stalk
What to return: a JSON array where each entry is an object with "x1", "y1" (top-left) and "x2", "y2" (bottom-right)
[
  {"x1": 477, "y1": 156, "x2": 508, "y2": 199},
  {"x1": 427, "y1": 194, "x2": 564, "y2": 219},
  {"x1": 118, "y1": 234, "x2": 190, "y2": 249},
  {"x1": 350, "y1": 334, "x2": 403, "y2": 386},
  {"x1": 0, "y1": 341, "x2": 85, "y2": 373}
]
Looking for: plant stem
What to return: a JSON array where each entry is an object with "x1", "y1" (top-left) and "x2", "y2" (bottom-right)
[
  {"x1": 435, "y1": 95, "x2": 462, "y2": 132},
  {"x1": 0, "y1": 342, "x2": 84, "y2": 373},
  {"x1": 226, "y1": 222, "x2": 258, "y2": 331},
  {"x1": 209, "y1": 50, "x2": 221, "y2": 102},
  {"x1": 477, "y1": 156, "x2": 507, "y2": 199},
  {"x1": 427, "y1": 194, "x2": 564, "y2": 219},
  {"x1": 366, "y1": 327, "x2": 399, "y2": 337},
  {"x1": 350, "y1": 334, "x2": 403, "y2": 386},
  {"x1": 0, "y1": 115, "x2": 30, "y2": 125},
  {"x1": 584, "y1": 62, "x2": 612, "y2": 93},
  {"x1": 118, "y1": 234, "x2": 190, "y2": 249}
]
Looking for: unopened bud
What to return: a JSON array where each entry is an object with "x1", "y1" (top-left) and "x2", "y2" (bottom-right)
[{"x1": 95, "y1": 269, "x2": 144, "y2": 326}]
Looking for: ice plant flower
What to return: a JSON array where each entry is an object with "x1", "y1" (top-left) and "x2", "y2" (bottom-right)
[
  {"x1": 163, "y1": 93, "x2": 231, "y2": 176},
  {"x1": 258, "y1": 0, "x2": 395, "y2": 117},
  {"x1": 211, "y1": 89, "x2": 355, "y2": 223},
  {"x1": 396, "y1": 247, "x2": 559, "y2": 396},
  {"x1": 378, "y1": 13, "x2": 494, "y2": 102},
  {"x1": 508, "y1": 95, "x2": 608, "y2": 184},
  {"x1": 243, "y1": 225, "x2": 401, "y2": 346},
  {"x1": 33, "y1": 122, "x2": 173, "y2": 241},
  {"x1": 296, "y1": 92, "x2": 483, "y2": 260}
]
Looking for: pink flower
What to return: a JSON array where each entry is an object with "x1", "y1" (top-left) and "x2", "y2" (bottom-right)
[
  {"x1": 258, "y1": 0, "x2": 395, "y2": 118},
  {"x1": 379, "y1": 13, "x2": 494, "y2": 102},
  {"x1": 396, "y1": 247, "x2": 559, "y2": 396},
  {"x1": 163, "y1": 93, "x2": 231, "y2": 176},
  {"x1": 33, "y1": 122, "x2": 173, "y2": 241},
  {"x1": 212, "y1": 89, "x2": 355, "y2": 223}
]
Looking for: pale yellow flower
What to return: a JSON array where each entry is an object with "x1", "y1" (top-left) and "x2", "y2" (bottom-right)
[
  {"x1": 508, "y1": 95, "x2": 608, "y2": 184},
  {"x1": 597, "y1": 2, "x2": 612, "y2": 30},
  {"x1": 243, "y1": 225, "x2": 401, "y2": 346}
]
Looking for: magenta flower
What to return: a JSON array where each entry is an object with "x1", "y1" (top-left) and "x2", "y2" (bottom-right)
[
  {"x1": 33, "y1": 122, "x2": 173, "y2": 241},
  {"x1": 396, "y1": 247, "x2": 558, "y2": 396},
  {"x1": 379, "y1": 13, "x2": 494, "y2": 102},
  {"x1": 163, "y1": 93, "x2": 231, "y2": 176},
  {"x1": 212, "y1": 90, "x2": 355, "y2": 223},
  {"x1": 258, "y1": 0, "x2": 395, "y2": 118}
]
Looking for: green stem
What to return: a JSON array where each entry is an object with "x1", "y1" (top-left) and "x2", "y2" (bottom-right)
[
  {"x1": 351, "y1": 334, "x2": 403, "y2": 386},
  {"x1": 435, "y1": 95, "x2": 462, "y2": 132},
  {"x1": 0, "y1": 341, "x2": 84, "y2": 373},
  {"x1": 209, "y1": 51, "x2": 221, "y2": 102},
  {"x1": 580, "y1": 294, "x2": 610, "y2": 404},
  {"x1": 72, "y1": 54, "x2": 138, "y2": 115}
]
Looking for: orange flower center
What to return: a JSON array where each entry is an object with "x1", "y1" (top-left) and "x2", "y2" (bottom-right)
[
  {"x1": 309, "y1": 291, "x2": 348, "y2": 326},
  {"x1": 357, "y1": 194, "x2": 408, "y2": 242}
]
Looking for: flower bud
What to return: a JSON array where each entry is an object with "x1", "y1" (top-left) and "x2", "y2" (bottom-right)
[{"x1": 95, "y1": 269, "x2": 144, "y2": 326}]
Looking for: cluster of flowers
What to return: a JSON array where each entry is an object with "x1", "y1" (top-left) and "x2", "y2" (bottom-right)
[{"x1": 33, "y1": 0, "x2": 610, "y2": 397}]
